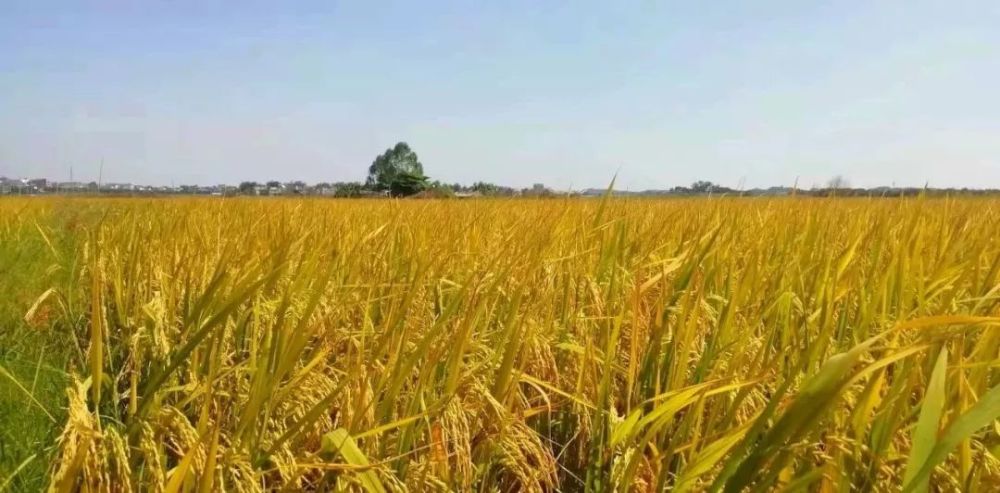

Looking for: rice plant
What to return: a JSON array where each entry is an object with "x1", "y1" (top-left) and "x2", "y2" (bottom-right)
[{"x1": 2, "y1": 196, "x2": 999, "y2": 491}]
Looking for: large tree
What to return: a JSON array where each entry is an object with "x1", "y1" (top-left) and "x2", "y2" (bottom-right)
[
  {"x1": 389, "y1": 170, "x2": 429, "y2": 197},
  {"x1": 367, "y1": 142, "x2": 424, "y2": 190},
  {"x1": 238, "y1": 181, "x2": 258, "y2": 194}
]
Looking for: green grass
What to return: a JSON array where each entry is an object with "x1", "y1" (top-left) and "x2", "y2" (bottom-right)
[{"x1": 0, "y1": 200, "x2": 86, "y2": 490}]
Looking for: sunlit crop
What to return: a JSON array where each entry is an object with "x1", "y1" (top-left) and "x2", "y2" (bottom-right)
[{"x1": 2, "y1": 196, "x2": 1000, "y2": 491}]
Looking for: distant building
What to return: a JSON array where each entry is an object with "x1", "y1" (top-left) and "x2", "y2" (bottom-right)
[
  {"x1": 58, "y1": 182, "x2": 88, "y2": 191},
  {"x1": 0, "y1": 177, "x2": 22, "y2": 193},
  {"x1": 105, "y1": 183, "x2": 136, "y2": 192}
]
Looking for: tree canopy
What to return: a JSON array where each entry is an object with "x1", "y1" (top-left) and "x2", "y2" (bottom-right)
[
  {"x1": 388, "y1": 171, "x2": 429, "y2": 197},
  {"x1": 367, "y1": 142, "x2": 424, "y2": 191}
]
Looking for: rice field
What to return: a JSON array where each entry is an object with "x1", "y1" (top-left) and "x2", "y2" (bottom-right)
[{"x1": 2, "y1": 196, "x2": 1000, "y2": 492}]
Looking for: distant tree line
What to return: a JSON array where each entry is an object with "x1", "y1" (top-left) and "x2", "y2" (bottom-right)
[
  {"x1": 234, "y1": 142, "x2": 550, "y2": 198},
  {"x1": 590, "y1": 179, "x2": 1000, "y2": 198},
  {"x1": 10, "y1": 152, "x2": 1000, "y2": 198}
]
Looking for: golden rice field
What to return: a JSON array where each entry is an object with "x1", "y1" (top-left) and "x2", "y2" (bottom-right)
[{"x1": 2, "y1": 196, "x2": 1000, "y2": 492}]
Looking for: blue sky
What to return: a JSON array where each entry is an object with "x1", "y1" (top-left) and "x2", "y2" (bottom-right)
[{"x1": 2, "y1": 1, "x2": 998, "y2": 189}]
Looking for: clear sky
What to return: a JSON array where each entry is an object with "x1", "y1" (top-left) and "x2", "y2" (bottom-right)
[{"x1": 2, "y1": 1, "x2": 998, "y2": 190}]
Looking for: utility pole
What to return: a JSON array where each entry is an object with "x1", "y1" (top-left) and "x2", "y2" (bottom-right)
[{"x1": 98, "y1": 158, "x2": 104, "y2": 193}]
